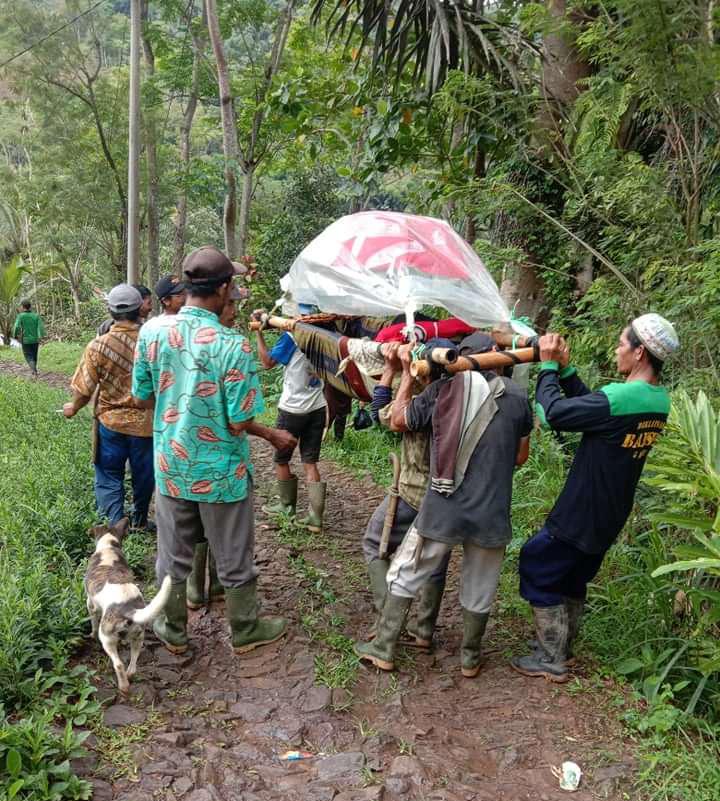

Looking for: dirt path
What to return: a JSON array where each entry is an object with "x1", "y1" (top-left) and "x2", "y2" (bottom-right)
[{"x1": 2, "y1": 363, "x2": 635, "y2": 801}]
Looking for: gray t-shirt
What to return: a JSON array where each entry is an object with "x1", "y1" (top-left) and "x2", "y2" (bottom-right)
[
  {"x1": 270, "y1": 332, "x2": 326, "y2": 415},
  {"x1": 406, "y1": 375, "x2": 532, "y2": 547}
]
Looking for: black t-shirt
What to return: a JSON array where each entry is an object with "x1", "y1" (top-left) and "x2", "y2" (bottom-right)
[
  {"x1": 406, "y1": 375, "x2": 533, "y2": 547},
  {"x1": 536, "y1": 365, "x2": 671, "y2": 554}
]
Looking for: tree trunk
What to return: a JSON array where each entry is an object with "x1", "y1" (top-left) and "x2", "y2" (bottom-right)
[
  {"x1": 141, "y1": 1, "x2": 160, "y2": 295},
  {"x1": 173, "y1": 5, "x2": 204, "y2": 274},
  {"x1": 206, "y1": 0, "x2": 239, "y2": 259},
  {"x1": 237, "y1": 0, "x2": 296, "y2": 253}
]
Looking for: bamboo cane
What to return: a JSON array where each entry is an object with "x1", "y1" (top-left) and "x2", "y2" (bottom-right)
[
  {"x1": 379, "y1": 452, "x2": 401, "y2": 560},
  {"x1": 410, "y1": 346, "x2": 538, "y2": 378}
]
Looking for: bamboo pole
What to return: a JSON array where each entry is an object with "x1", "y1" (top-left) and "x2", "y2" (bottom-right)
[{"x1": 410, "y1": 347, "x2": 538, "y2": 378}]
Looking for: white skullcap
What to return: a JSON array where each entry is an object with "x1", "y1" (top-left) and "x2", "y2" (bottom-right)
[{"x1": 631, "y1": 314, "x2": 679, "y2": 361}]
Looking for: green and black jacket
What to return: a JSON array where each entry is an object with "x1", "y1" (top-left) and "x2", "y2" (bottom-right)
[{"x1": 536, "y1": 362, "x2": 670, "y2": 554}]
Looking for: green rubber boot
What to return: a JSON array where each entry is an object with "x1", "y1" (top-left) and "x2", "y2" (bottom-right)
[
  {"x1": 208, "y1": 551, "x2": 225, "y2": 602},
  {"x1": 301, "y1": 481, "x2": 327, "y2": 533},
  {"x1": 527, "y1": 597, "x2": 583, "y2": 666},
  {"x1": 460, "y1": 609, "x2": 490, "y2": 678},
  {"x1": 225, "y1": 581, "x2": 287, "y2": 654},
  {"x1": 366, "y1": 558, "x2": 389, "y2": 639},
  {"x1": 405, "y1": 580, "x2": 445, "y2": 650},
  {"x1": 262, "y1": 477, "x2": 298, "y2": 516},
  {"x1": 511, "y1": 605, "x2": 569, "y2": 683},
  {"x1": 186, "y1": 542, "x2": 208, "y2": 610},
  {"x1": 153, "y1": 580, "x2": 189, "y2": 654},
  {"x1": 354, "y1": 594, "x2": 412, "y2": 671}
]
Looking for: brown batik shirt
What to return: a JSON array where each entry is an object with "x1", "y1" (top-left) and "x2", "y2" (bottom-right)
[
  {"x1": 71, "y1": 321, "x2": 153, "y2": 437},
  {"x1": 378, "y1": 402, "x2": 430, "y2": 511}
]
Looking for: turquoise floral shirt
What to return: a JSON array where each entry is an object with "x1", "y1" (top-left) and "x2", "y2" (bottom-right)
[{"x1": 132, "y1": 306, "x2": 265, "y2": 503}]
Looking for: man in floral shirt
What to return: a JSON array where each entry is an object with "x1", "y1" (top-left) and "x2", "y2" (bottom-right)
[{"x1": 133, "y1": 246, "x2": 295, "y2": 655}]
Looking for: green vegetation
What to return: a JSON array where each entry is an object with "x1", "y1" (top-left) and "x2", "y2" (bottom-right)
[
  {"x1": 0, "y1": 378, "x2": 98, "y2": 799},
  {"x1": 0, "y1": 340, "x2": 88, "y2": 377}
]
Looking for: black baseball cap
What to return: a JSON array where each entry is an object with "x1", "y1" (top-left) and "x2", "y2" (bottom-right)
[
  {"x1": 183, "y1": 246, "x2": 245, "y2": 285},
  {"x1": 155, "y1": 274, "x2": 186, "y2": 300}
]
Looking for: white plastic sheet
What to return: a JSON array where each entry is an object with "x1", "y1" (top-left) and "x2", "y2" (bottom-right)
[{"x1": 280, "y1": 211, "x2": 510, "y2": 327}]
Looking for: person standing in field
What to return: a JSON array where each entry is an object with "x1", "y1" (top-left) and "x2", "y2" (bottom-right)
[
  {"x1": 63, "y1": 285, "x2": 155, "y2": 530},
  {"x1": 511, "y1": 316, "x2": 679, "y2": 683},
  {"x1": 133, "y1": 246, "x2": 296, "y2": 655},
  {"x1": 13, "y1": 300, "x2": 45, "y2": 377}
]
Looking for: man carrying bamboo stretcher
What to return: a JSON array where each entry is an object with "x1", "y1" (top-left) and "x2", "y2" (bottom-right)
[
  {"x1": 356, "y1": 333, "x2": 533, "y2": 676},
  {"x1": 362, "y1": 337, "x2": 455, "y2": 649},
  {"x1": 512, "y1": 315, "x2": 679, "y2": 683}
]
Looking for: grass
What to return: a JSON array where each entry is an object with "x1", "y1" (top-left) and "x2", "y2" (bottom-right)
[{"x1": 0, "y1": 339, "x2": 88, "y2": 376}]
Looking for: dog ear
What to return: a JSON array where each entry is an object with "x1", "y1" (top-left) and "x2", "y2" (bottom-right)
[
  {"x1": 112, "y1": 517, "x2": 131, "y2": 540},
  {"x1": 89, "y1": 524, "x2": 108, "y2": 540}
]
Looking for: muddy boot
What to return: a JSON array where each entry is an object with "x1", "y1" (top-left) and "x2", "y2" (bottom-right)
[
  {"x1": 526, "y1": 597, "x2": 583, "y2": 666},
  {"x1": 262, "y1": 477, "x2": 298, "y2": 516},
  {"x1": 301, "y1": 481, "x2": 326, "y2": 533},
  {"x1": 511, "y1": 606, "x2": 569, "y2": 683},
  {"x1": 366, "y1": 558, "x2": 389, "y2": 639},
  {"x1": 186, "y1": 542, "x2": 208, "y2": 609},
  {"x1": 208, "y1": 551, "x2": 225, "y2": 602},
  {"x1": 354, "y1": 594, "x2": 412, "y2": 671},
  {"x1": 153, "y1": 580, "x2": 189, "y2": 654},
  {"x1": 225, "y1": 581, "x2": 287, "y2": 654},
  {"x1": 405, "y1": 579, "x2": 445, "y2": 650},
  {"x1": 461, "y1": 609, "x2": 489, "y2": 678}
]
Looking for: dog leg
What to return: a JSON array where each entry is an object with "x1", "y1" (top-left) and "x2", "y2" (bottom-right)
[
  {"x1": 126, "y1": 627, "x2": 143, "y2": 679},
  {"x1": 99, "y1": 627, "x2": 130, "y2": 696},
  {"x1": 87, "y1": 598, "x2": 101, "y2": 639}
]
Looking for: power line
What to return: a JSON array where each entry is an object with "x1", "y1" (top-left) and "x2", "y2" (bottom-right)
[{"x1": 0, "y1": 0, "x2": 106, "y2": 70}]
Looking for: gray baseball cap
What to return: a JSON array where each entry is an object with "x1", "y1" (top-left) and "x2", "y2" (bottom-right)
[{"x1": 107, "y1": 284, "x2": 143, "y2": 313}]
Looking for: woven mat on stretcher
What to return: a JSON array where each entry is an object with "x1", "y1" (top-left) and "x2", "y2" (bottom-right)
[{"x1": 292, "y1": 322, "x2": 378, "y2": 402}]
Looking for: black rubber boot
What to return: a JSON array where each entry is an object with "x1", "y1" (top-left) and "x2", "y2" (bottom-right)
[
  {"x1": 511, "y1": 605, "x2": 569, "y2": 683},
  {"x1": 225, "y1": 581, "x2": 287, "y2": 654},
  {"x1": 405, "y1": 580, "x2": 445, "y2": 650},
  {"x1": 461, "y1": 609, "x2": 490, "y2": 678},
  {"x1": 527, "y1": 597, "x2": 583, "y2": 666},
  {"x1": 186, "y1": 542, "x2": 208, "y2": 609},
  {"x1": 354, "y1": 594, "x2": 412, "y2": 671},
  {"x1": 153, "y1": 580, "x2": 189, "y2": 654},
  {"x1": 262, "y1": 477, "x2": 298, "y2": 516}
]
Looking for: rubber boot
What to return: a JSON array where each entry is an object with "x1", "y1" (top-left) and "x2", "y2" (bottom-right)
[
  {"x1": 366, "y1": 558, "x2": 389, "y2": 639},
  {"x1": 405, "y1": 579, "x2": 445, "y2": 650},
  {"x1": 511, "y1": 606, "x2": 569, "y2": 683},
  {"x1": 354, "y1": 594, "x2": 412, "y2": 671},
  {"x1": 262, "y1": 477, "x2": 298, "y2": 516},
  {"x1": 461, "y1": 609, "x2": 490, "y2": 678},
  {"x1": 153, "y1": 580, "x2": 189, "y2": 654},
  {"x1": 208, "y1": 551, "x2": 225, "y2": 602},
  {"x1": 225, "y1": 581, "x2": 287, "y2": 654},
  {"x1": 186, "y1": 542, "x2": 208, "y2": 609},
  {"x1": 526, "y1": 597, "x2": 583, "y2": 666},
  {"x1": 301, "y1": 481, "x2": 326, "y2": 533}
]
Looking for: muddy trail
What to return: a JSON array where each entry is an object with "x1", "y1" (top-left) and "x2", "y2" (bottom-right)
[{"x1": 2, "y1": 362, "x2": 635, "y2": 801}]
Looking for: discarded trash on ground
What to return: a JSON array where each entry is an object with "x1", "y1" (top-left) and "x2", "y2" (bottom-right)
[
  {"x1": 551, "y1": 761, "x2": 582, "y2": 792},
  {"x1": 279, "y1": 750, "x2": 317, "y2": 761}
]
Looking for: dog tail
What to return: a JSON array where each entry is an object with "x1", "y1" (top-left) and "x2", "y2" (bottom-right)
[{"x1": 131, "y1": 576, "x2": 173, "y2": 625}]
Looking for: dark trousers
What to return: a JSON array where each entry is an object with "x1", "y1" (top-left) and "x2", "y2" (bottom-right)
[
  {"x1": 21, "y1": 343, "x2": 39, "y2": 373},
  {"x1": 94, "y1": 423, "x2": 154, "y2": 526},
  {"x1": 519, "y1": 527, "x2": 606, "y2": 607}
]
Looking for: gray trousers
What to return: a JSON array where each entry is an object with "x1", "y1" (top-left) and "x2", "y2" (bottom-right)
[
  {"x1": 387, "y1": 526, "x2": 505, "y2": 614},
  {"x1": 155, "y1": 488, "x2": 257, "y2": 588},
  {"x1": 363, "y1": 494, "x2": 449, "y2": 584}
]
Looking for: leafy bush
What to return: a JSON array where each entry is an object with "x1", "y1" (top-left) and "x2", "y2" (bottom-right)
[{"x1": 0, "y1": 377, "x2": 98, "y2": 799}]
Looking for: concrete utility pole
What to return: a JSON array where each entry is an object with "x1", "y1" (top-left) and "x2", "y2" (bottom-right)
[{"x1": 127, "y1": 0, "x2": 142, "y2": 284}]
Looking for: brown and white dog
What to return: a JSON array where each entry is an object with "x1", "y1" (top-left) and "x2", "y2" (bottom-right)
[{"x1": 85, "y1": 518, "x2": 171, "y2": 695}]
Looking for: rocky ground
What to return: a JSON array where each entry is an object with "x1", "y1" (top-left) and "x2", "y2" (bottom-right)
[{"x1": 3, "y1": 360, "x2": 636, "y2": 801}]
